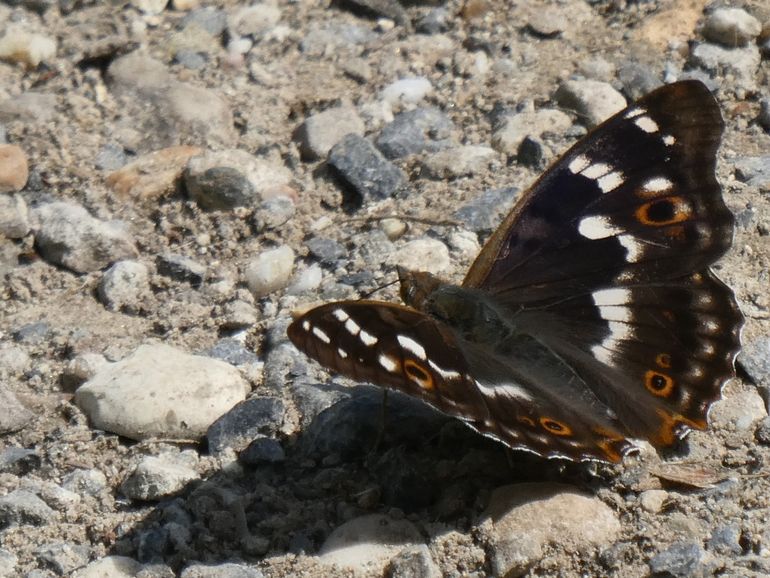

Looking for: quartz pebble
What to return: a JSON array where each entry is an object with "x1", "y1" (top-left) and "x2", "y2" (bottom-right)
[{"x1": 244, "y1": 245, "x2": 295, "y2": 298}]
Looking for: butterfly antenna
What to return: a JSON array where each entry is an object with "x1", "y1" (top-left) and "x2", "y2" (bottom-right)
[{"x1": 359, "y1": 277, "x2": 400, "y2": 300}]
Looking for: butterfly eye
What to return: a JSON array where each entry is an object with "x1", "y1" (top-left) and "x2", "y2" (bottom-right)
[
  {"x1": 635, "y1": 197, "x2": 689, "y2": 226},
  {"x1": 539, "y1": 417, "x2": 573, "y2": 436},
  {"x1": 644, "y1": 370, "x2": 675, "y2": 398}
]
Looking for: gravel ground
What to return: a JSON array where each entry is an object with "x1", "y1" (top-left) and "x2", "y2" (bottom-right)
[{"x1": 1, "y1": 0, "x2": 770, "y2": 577}]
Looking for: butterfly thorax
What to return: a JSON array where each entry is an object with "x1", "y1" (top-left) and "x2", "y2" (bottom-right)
[{"x1": 398, "y1": 267, "x2": 512, "y2": 346}]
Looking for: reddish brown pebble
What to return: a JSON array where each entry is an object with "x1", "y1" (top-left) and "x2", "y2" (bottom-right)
[{"x1": 0, "y1": 144, "x2": 29, "y2": 193}]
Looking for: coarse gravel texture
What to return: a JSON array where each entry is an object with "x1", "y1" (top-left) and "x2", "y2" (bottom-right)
[{"x1": 1, "y1": 0, "x2": 770, "y2": 577}]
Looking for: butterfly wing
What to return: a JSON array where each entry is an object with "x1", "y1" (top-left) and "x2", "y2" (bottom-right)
[
  {"x1": 463, "y1": 80, "x2": 733, "y2": 302},
  {"x1": 288, "y1": 301, "x2": 634, "y2": 462}
]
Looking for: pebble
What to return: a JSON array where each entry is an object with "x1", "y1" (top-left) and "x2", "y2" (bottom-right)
[
  {"x1": 220, "y1": 299, "x2": 259, "y2": 330},
  {"x1": 74, "y1": 343, "x2": 249, "y2": 441},
  {"x1": 617, "y1": 61, "x2": 661, "y2": 101},
  {"x1": 0, "y1": 28, "x2": 57, "y2": 67},
  {"x1": 386, "y1": 544, "x2": 441, "y2": 578},
  {"x1": 206, "y1": 396, "x2": 285, "y2": 455},
  {"x1": 328, "y1": 134, "x2": 408, "y2": 201},
  {"x1": 94, "y1": 143, "x2": 127, "y2": 171},
  {"x1": 0, "y1": 92, "x2": 57, "y2": 123},
  {"x1": 229, "y1": 3, "x2": 282, "y2": 38},
  {"x1": 244, "y1": 245, "x2": 295, "y2": 298},
  {"x1": 0, "y1": 345, "x2": 31, "y2": 376},
  {"x1": 180, "y1": 563, "x2": 264, "y2": 578},
  {"x1": 0, "y1": 549, "x2": 17, "y2": 576},
  {"x1": 755, "y1": 416, "x2": 770, "y2": 446},
  {"x1": 201, "y1": 338, "x2": 259, "y2": 366},
  {"x1": 526, "y1": 9, "x2": 567, "y2": 38},
  {"x1": 306, "y1": 236, "x2": 346, "y2": 265},
  {"x1": 708, "y1": 524, "x2": 743, "y2": 555},
  {"x1": 107, "y1": 145, "x2": 203, "y2": 199},
  {"x1": 185, "y1": 164, "x2": 255, "y2": 211},
  {"x1": 733, "y1": 156, "x2": 770, "y2": 189},
  {"x1": 710, "y1": 389, "x2": 767, "y2": 432},
  {"x1": 107, "y1": 52, "x2": 171, "y2": 94},
  {"x1": 448, "y1": 229, "x2": 480, "y2": 260},
  {"x1": 0, "y1": 448, "x2": 39, "y2": 477},
  {"x1": 454, "y1": 186, "x2": 519, "y2": 233},
  {"x1": 0, "y1": 489, "x2": 55, "y2": 526},
  {"x1": 120, "y1": 456, "x2": 200, "y2": 500},
  {"x1": 0, "y1": 145, "x2": 29, "y2": 193},
  {"x1": 648, "y1": 541, "x2": 705, "y2": 578},
  {"x1": 295, "y1": 105, "x2": 365, "y2": 161},
  {"x1": 380, "y1": 78, "x2": 434, "y2": 107},
  {"x1": 71, "y1": 556, "x2": 143, "y2": 578},
  {"x1": 376, "y1": 107, "x2": 455, "y2": 159},
  {"x1": 156, "y1": 253, "x2": 207, "y2": 286},
  {"x1": 0, "y1": 386, "x2": 35, "y2": 434},
  {"x1": 422, "y1": 144, "x2": 496, "y2": 179},
  {"x1": 286, "y1": 263, "x2": 323, "y2": 295},
  {"x1": 689, "y1": 43, "x2": 760, "y2": 92},
  {"x1": 32, "y1": 202, "x2": 138, "y2": 273},
  {"x1": 131, "y1": 0, "x2": 168, "y2": 14},
  {"x1": 61, "y1": 352, "x2": 110, "y2": 392},
  {"x1": 491, "y1": 108, "x2": 571, "y2": 156},
  {"x1": 554, "y1": 79, "x2": 627, "y2": 128},
  {"x1": 380, "y1": 217, "x2": 408, "y2": 241},
  {"x1": 254, "y1": 195, "x2": 295, "y2": 230},
  {"x1": 416, "y1": 7, "x2": 450, "y2": 34},
  {"x1": 98, "y1": 260, "x2": 151, "y2": 312},
  {"x1": 34, "y1": 542, "x2": 90, "y2": 575},
  {"x1": 0, "y1": 194, "x2": 29, "y2": 239},
  {"x1": 390, "y1": 239, "x2": 450, "y2": 275},
  {"x1": 639, "y1": 489, "x2": 668, "y2": 513},
  {"x1": 516, "y1": 135, "x2": 548, "y2": 169},
  {"x1": 181, "y1": 7, "x2": 228, "y2": 37},
  {"x1": 239, "y1": 437, "x2": 286, "y2": 466},
  {"x1": 702, "y1": 8, "x2": 761, "y2": 48},
  {"x1": 61, "y1": 469, "x2": 108, "y2": 497},
  {"x1": 13, "y1": 321, "x2": 50, "y2": 344},
  {"x1": 481, "y1": 483, "x2": 621, "y2": 577},
  {"x1": 299, "y1": 23, "x2": 377, "y2": 57},
  {"x1": 319, "y1": 513, "x2": 423, "y2": 573}
]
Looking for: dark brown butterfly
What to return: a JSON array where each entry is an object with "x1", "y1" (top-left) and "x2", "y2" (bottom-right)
[{"x1": 288, "y1": 80, "x2": 743, "y2": 463}]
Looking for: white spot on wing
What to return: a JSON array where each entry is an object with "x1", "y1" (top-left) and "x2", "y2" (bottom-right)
[
  {"x1": 582, "y1": 162, "x2": 613, "y2": 180},
  {"x1": 378, "y1": 354, "x2": 399, "y2": 372},
  {"x1": 337, "y1": 348, "x2": 348, "y2": 359},
  {"x1": 597, "y1": 170, "x2": 625, "y2": 193},
  {"x1": 597, "y1": 305, "x2": 632, "y2": 323},
  {"x1": 312, "y1": 326, "x2": 331, "y2": 344},
  {"x1": 592, "y1": 288, "x2": 632, "y2": 306},
  {"x1": 475, "y1": 379, "x2": 534, "y2": 402},
  {"x1": 428, "y1": 359, "x2": 461, "y2": 380},
  {"x1": 302, "y1": 320, "x2": 310, "y2": 331},
  {"x1": 618, "y1": 234, "x2": 644, "y2": 262},
  {"x1": 344, "y1": 318, "x2": 361, "y2": 335},
  {"x1": 568, "y1": 154, "x2": 591, "y2": 174},
  {"x1": 332, "y1": 308, "x2": 349, "y2": 322},
  {"x1": 359, "y1": 329, "x2": 378, "y2": 346},
  {"x1": 624, "y1": 107, "x2": 645, "y2": 119},
  {"x1": 578, "y1": 215, "x2": 622, "y2": 240},
  {"x1": 643, "y1": 177, "x2": 673, "y2": 193},
  {"x1": 397, "y1": 335, "x2": 426, "y2": 360},
  {"x1": 634, "y1": 115, "x2": 659, "y2": 133},
  {"x1": 663, "y1": 135, "x2": 676, "y2": 146},
  {"x1": 592, "y1": 321, "x2": 634, "y2": 366}
]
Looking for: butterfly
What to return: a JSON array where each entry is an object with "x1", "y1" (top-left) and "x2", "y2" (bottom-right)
[{"x1": 287, "y1": 80, "x2": 743, "y2": 463}]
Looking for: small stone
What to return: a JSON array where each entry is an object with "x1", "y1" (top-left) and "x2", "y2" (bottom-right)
[
  {"x1": 202, "y1": 338, "x2": 259, "y2": 366},
  {"x1": 33, "y1": 202, "x2": 138, "y2": 273},
  {"x1": 0, "y1": 92, "x2": 57, "y2": 124},
  {"x1": 71, "y1": 556, "x2": 143, "y2": 578},
  {"x1": 0, "y1": 489, "x2": 55, "y2": 526},
  {"x1": 617, "y1": 61, "x2": 661, "y2": 101},
  {"x1": 0, "y1": 194, "x2": 29, "y2": 239},
  {"x1": 702, "y1": 8, "x2": 761, "y2": 48},
  {"x1": 758, "y1": 99, "x2": 770, "y2": 133},
  {"x1": 179, "y1": 563, "x2": 264, "y2": 578},
  {"x1": 380, "y1": 78, "x2": 434, "y2": 107},
  {"x1": 0, "y1": 28, "x2": 56, "y2": 67},
  {"x1": 739, "y1": 336, "x2": 770, "y2": 385},
  {"x1": 0, "y1": 386, "x2": 35, "y2": 434},
  {"x1": 648, "y1": 542, "x2": 704, "y2": 578},
  {"x1": 390, "y1": 239, "x2": 450, "y2": 275},
  {"x1": 376, "y1": 107, "x2": 455, "y2": 159},
  {"x1": 75, "y1": 343, "x2": 249, "y2": 441},
  {"x1": 174, "y1": 50, "x2": 207, "y2": 70},
  {"x1": 157, "y1": 253, "x2": 207, "y2": 287},
  {"x1": 755, "y1": 417, "x2": 770, "y2": 446},
  {"x1": 13, "y1": 321, "x2": 50, "y2": 344},
  {"x1": 554, "y1": 79, "x2": 627, "y2": 128},
  {"x1": 131, "y1": 0, "x2": 168, "y2": 15},
  {"x1": 0, "y1": 549, "x2": 17, "y2": 576},
  {"x1": 733, "y1": 156, "x2": 770, "y2": 189},
  {"x1": 121, "y1": 456, "x2": 199, "y2": 500},
  {"x1": 689, "y1": 43, "x2": 760, "y2": 92},
  {"x1": 286, "y1": 263, "x2": 323, "y2": 295},
  {"x1": 95, "y1": 143, "x2": 127, "y2": 171},
  {"x1": 181, "y1": 7, "x2": 228, "y2": 36},
  {"x1": 448, "y1": 229, "x2": 480, "y2": 260},
  {"x1": 387, "y1": 544, "x2": 441, "y2": 578},
  {"x1": 306, "y1": 237, "x2": 346, "y2": 265},
  {"x1": 295, "y1": 105, "x2": 365, "y2": 161},
  {"x1": 639, "y1": 489, "x2": 668, "y2": 513},
  {"x1": 206, "y1": 396, "x2": 285, "y2": 455},
  {"x1": 709, "y1": 524, "x2": 742, "y2": 555},
  {"x1": 0, "y1": 345, "x2": 31, "y2": 375},
  {"x1": 454, "y1": 186, "x2": 519, "y2": 234},
  {"x1": 61, "y1": 469, "x2": 108, "y2": 497},
  {"x1": 254, "y1": 195, "x2": 295, "y2": 230},
  {"x1": 244, "y1": 245, "x2": 295, "y2": 298},
  {"x1": 229, "y1": 3, "x2": 282, "y2": 37},
  {"x1": 421, "y1": 145, "x2": 496, "y2": 179},
  {"x1": 710, "y1": 389, "x2": 767, "y2": 432},
  {"x1": 491, "y1": 108, "x2": 571, "y2": 156},
  {"x1": 517, "y1": 136, "x2": 548, "y2": 169},
  {"x1": 61, "y1": 353, "x2": 110, "y2": 392},
  {"x1": 328, "y1": 134, "x2": 407, "y2": 202},
  {"x1": 107, "y1": 145, "x2": 203, "y2": 199},
  {"x1": 526, "y1": 9, "x2": 566, "y2": 38},
  {"x1": 98, "y1": 260, "x2": 150, "y2": 312},
  {"x1": 34, "y1": 542, "x2": 90, "y2": 575},
  {"x1": 380, "y1": 218, "x2": 408, "y2": 241},
  {"x1": 239, "y1": 437, "x2": 286, "y2": 466},
  {"x1": 221, "y1": 300, "x2": 259, "y2": 330},
  {"x1": 0, "y1": 447, "x2": 39, "y2": 475},
  {"x1": 319, "y1": 514, "x2": 423, "y2": 573},
  {"x1": 0, "y1": 145, "x2": 29, "y2": 193},
  {"x1": 416, "y1": 7, "x2": 450, "y2": 34}
]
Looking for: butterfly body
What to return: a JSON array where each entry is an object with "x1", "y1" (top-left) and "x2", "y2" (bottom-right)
[{"x1": 288, "y1": 81, "x2": 743, "y2": 463}]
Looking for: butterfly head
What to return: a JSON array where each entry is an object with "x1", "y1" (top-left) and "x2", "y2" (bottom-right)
[{"x1": 397, "y1": 267, "x2": 443, "y2": 310}]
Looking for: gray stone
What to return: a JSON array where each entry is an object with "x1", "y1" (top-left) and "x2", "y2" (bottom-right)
[
  {"x1": 98, "y1": 260, "x2": 150, "y2": 312},
  {"x1": 181, "y1": 7, "x2": 228, "y2": 37},
  {"x1": 0, "y1": 447, "x2": 40, "y2": 475},
  {"x1": 70, "y1": 556, "x2": 144, "y2": 578},
  {"x1": 229, "y1": 3, "x2": 282, "y2": 37},
  {"x1": 0, "y1": 549, "x2": 17, "y2": 577},
  {"x1": 421, "y1": 145, "x2": 496, "y2": 179},
  {"x1": 207, "y1": 396, "x2": 285, "y2": 455},
  {"x1": 61, "y1": 469, "x2": 108, "y2": 497},
  {"x1": 0, "y1": 386, "x2": 35, "y2": 434},
  {"x1": 554, "y1": 79, "x2": 627, "y2": 127},
  {"x1": 34, "y1": 542, "x2": 90, "y2": 575},
  {"x1": 239, "y1": 437, "x2": 286, "y2": 466},
  {"x1": 295, "y1": 105, "x2": 365, "y2": 161},
  {"x1": 157, "y1": 253, "x2": 207, "y2": 286},
  {"x1": 376, "y1": 107, "x2": 455, "y2": 159},
  {"x1": 380, "y1": 78, "x2": 433, "y2": 107},
  {"x1": 516, "y1": 135, "x2": 548, "y2": 169},
  {"x1": 491, "y1": 108, "x2": 571, "y2": 156},
  {"x1": 32, "y1": 202, "x2": 138, "y2": 273},
  {"x1": 0, "y1": 489, "x2": 55, "y2": 527},
  {"x1": 121, "y1": 456, "x2": 200, "y2": 500},
  {"x1": 254, "y1": 195, "x2": 295, "y2": 230},
  {"x1": 702, "y1": 8, "x2": 761, "y2": 48},
  {"x1": 306, "y1": 237, "x2": 346, "y2": 265},
  {"x1": 709, "y1": 524, "x2": 742, "y2": 555},
  {"x1": 220, "y1": 300, "x2": 259, "y2": 330},
  {"x1": 759, "y1": 99, "x2": 770, "y2": 133},
  {"x1": 201, "y1": 338, "x2": 259, "y2": 366},
  {"x1": 733, "y1": 156, "x2": 770, "y2": 189},
  {"x1": 454, "y1": 186, "x2": 519, "y2": 234},
  {"x1": 738, "y1": 335, "x2": 770, "y2": 384},
  {"x1": 386, "y1": 544, "x2": 441, "y2": 578},
  {"x1": 299, "y1": 24, "x2": 377, "y2": 56},
  {"x1": 617, "y1": 61, "x2": 661, "y2": 101},
  {"x1": 416, "y1": 8, "x2": 450, "y2": 34},
  {"x1": 186, "y1": 166, "x2": 256, "y2": 210},
  {"x1": 0, "y1": 194, "x2": 29, "y2": 239},
  {"x1": 328, "y1": 134, "x2": 407, "y2": 201},
  {"x1": 648, "y1": 542, "x2": 704, "y2": 578},
  {"x1": 689, "y1": 43, "x2": 760, "y2": 92},
  {"x1": 13, "y1": 320, "x2": 50, "y2": 344},
  {"x1": 95, "y1": 143, "x2": 127, "y2": 171},
  {"x1": 180, "y1": 562, "x2": 265, "y2": 578}
]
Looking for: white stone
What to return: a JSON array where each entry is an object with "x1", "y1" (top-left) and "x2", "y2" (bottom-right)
[
  {"x1": 98, "y1": 260, "x2": 151, "y2": 311},
  {"x1": 72, "y1": 556, "x2": 144, "y2": 578},
  {"x1": 229, "y1": 3, "x2": 282, "y2": 37},
  {"x1": 0, "y1": 28, "x2": 57, "y2": 67},
  {"x1": 555, "y1": 80, "x2": 627, "y2": 128},
  {"x1": 381, "y1": 77, "x2": 433, "y2": 106},
  {"x1": 0, "y1": 194, "x2": 29, "y2": 239},
  {"x1": 75, "y1": 343, "x2": 249, "y2": 441},
  {"x1": 492, "y1": 108, "x2": 572, "y2": 155},
  {"x1": 296, "y1": 105, "x2": 365, "y2": 160},
  {"x1": 244, "y1": 245, "x2": 295, "y2": 298},
  {"x1": 422, "y1": 145, "x2": 497, "y2": 179},
  {"x1": 703, "y1": 8, "x2": 762, "y2": 47},
  {"x1": 639, "y1": 489, "x2": 668, "y2": 513},
  {"x1": 120, "y1": 456, "x2": 199, "y2": 500},
  {"x1": 286, "y1": 263, "x2": 323, "y2": 295},
  {"x1": 390, "y1": 239, "x2": 450, "y2": 275}
]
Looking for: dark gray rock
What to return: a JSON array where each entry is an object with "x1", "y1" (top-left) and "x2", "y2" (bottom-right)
[
  {"x1": 517, "y1": 135, "x2": 547, "y2": 169},
  {"x1": 328, "y1": 134, "x2": 408, "y2": 202},
  {"x1": 708, "y1": 524, "x2": 743, "y2": 555},
  {"x1": 453, "y1": 186, "x2": 519, "y2": 234},
  {"x1": 186, "y1": 166, "x2": 256, "y2": 211},
  {"x1": 648, "y1": 542, "x2": 704, "y2": 578},
  {"x1": 207, "y1": 397, "x2": 285, "y2": 455},
  {"x1": 0, "y1": 448, "x2": 40, "y2": 475},
  {"x1": 34, "y1": 542, "x2": 90, "y2": 575},
  {"x1": 416, "y1": 8, "x2": 450, "y2": 34},
  {"x1": 0, "y1": 489, "x2": 55, "y2": 527},
  {"x1": 376, "y1": 107, "x2": 454, "y2": 159},
  {"x1": 240, "y1": 437, "x2": 286, "y2": 465},
  {"x1": 156, "y1": 253, "x2": 207, "y2": 287},
  {"x1": 759, "y1": 99, "x2": 770, "y2": 133},
  {"x1": 202, "y1": 338, "x2": 259, "y2": 366},
  {"x1": 13, "y1": 321, "x2": 50, "y2": 344},
  {"x1": 306, "y1": 237, "x2": 347, "y2": 265}
]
